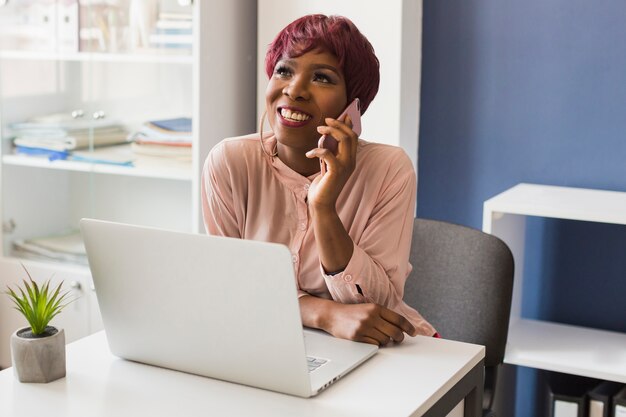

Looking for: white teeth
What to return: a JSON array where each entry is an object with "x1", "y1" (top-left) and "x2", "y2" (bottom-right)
[{"x1": 280, "y1": 108, "x2": 311, "y2": 122}]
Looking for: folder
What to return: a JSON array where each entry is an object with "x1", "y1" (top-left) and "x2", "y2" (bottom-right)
[
  {"x1": 57, "y1": 0, "x2": 79, "y2": 53},
  {"x1": 588, "y1": 381, "x2": 623, "y2": 417},
  {"x1": 614, "y1": 386, "x2": 626, "y2": 417},
  {"x1": 546, "y1": 372, "x2": 599, "y2": 417}
]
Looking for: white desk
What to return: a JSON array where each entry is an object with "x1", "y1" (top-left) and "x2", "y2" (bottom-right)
[{"x1": 0, "y1": 332, "x2": 484, "y2": 417}]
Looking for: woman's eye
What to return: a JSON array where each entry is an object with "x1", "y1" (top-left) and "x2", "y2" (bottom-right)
[
  {"x1": 313, "y1": 73, "x2": 332, "y2": 83},
  {"x1": 275, "y1": 66, "x2": 291, "y2": 77}
]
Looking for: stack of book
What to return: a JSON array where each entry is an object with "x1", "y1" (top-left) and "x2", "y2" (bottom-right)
[
  {"x1": 10, "y1": 113, "x2": 128, "y2": 161},
  {"x1": 129, "y1": 117, "x2": 192, "y2": 168},
  {"x1": 149, "y1": 11, "x2": 192, "y2": 50},
  {"x1": 544, "y1": 371, "x2": 626, "y2": 417},
  {"x1": 12, "y1": 230, "x2": 88, "y2": 265}
]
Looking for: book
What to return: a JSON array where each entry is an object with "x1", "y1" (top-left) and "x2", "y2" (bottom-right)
[
  {"x1": 14, "y1": 130, "x2": 128, "y2": 151},
  {"x1": 149, "y1": 33, "x2": 193, "y2": 46},
  {"x1": 158, "y1": 12, "x2": 192, "y2": 21},
  {"x1": 130, "y1": 142, "x2": 192, "y2": 160},
  {"x1": 57, "y1": 0, "x2": 79, "y2": 53},
  {"x1": 10, "y1": 125, "x2": 124, "y2": 139},
  {"x1": 129, "y1": 118, "x2": 192, "y2": 144},
  {"x1": 71, "y1": 144, "x2": 135, "y2": 166},
  {"x1": 615, "y1": 386, "x2": 626, "y2": 417},
  {"x1": 154, "y1": 27, "x2": 192, "y2": 35},
  {"x1": 12, "y1": 231, "x2": 87, "y2": 265},
  {"x1": 10, "y1": 113, "x2": 129, "y2": 154},
  {"x1": 156, "y1": 19, "x2": 193, "y2": 30},
  {"x1": 148, "y1": 117, "x2": 192, "y2": 133},
  {"x1": 15, "y1": 146, "x2": 69, "y2": 161},
  {"x1": 546, "y1": 372, "x2": 600, "y2": 417},
  {"x1": 11, "y1": 113, "x2": 121, "y2": 131},
  {"x1": 127, "y1": 118, "x2": 192, "y2": 148},
  {"x1": 587, "y1": 381, "x2": 623, "y2": 417},
  {"x1": 134, "y1": 139, "x2": 191, "y2": 147},
  {"x1": 130, "y1": 130, "x2": 191, "y2": 144}
]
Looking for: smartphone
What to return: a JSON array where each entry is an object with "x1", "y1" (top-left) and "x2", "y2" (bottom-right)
[{"x1": 318, "y1": 98, "x2": 362, "y2": 155}]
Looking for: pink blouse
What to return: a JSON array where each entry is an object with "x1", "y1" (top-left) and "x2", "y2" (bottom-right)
[{"x1": 201, "y1": 133, "x2": 436, "y2": 336}]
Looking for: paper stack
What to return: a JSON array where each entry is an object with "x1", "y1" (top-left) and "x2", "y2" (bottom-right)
[
  {"x1": 11, "y1": 113, "x2": 128, "y2": 161},
  {"x1": 12, "y1": 231, "x2": 88, "y2": 265},
  {"x1": 150, "y1": 11, "x2": 192, "y2": 51},
  {"x1": 129, "y1": 117, "x2": 192, "y2": 169}
]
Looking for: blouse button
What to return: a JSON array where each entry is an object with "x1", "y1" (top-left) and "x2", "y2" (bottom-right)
[
  {"x1": 299, "y1": 222, "x2": 307, "y2": 231},
  {"x1": 291, "y1": 254, "x2": 299, "y2": 264},
  {"x1": 304, "y1": 183, "x2": 310, "y2": 191},
  {"x1": 344, "y1": 274, "x2": 353, "y2": 282}
]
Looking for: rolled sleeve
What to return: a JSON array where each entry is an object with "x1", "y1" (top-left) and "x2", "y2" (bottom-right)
[{"x1": 321, "y1": 242, "x2": 371, "y2": 303}]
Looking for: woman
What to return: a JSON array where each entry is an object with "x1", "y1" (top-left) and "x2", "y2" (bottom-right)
[{"x1": 202, "y1": 14, "x2": 436, "y2": 345}]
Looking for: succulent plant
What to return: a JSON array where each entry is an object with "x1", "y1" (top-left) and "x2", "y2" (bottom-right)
[{"x1": 5, "y1": 265, "x2": 73, "y2": 336}]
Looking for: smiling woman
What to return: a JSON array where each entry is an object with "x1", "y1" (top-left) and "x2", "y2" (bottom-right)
[
  {"x1": 263, "y1": 49, "x2": 347, "y2": 174},
  {"x1": 201, "y1": 14, "x2": 436, "y2": 346}
]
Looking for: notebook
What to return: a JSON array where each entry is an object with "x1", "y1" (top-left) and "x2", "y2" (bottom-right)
[{"x1": 80, "y1": 219, "x2": 378, "y2": 397}]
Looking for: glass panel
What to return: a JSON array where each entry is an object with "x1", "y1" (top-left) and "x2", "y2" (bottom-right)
[
  {"x1": 0, "y1": 58, "x2": 90, "y2": 264},
  {"x1": 0, "y1": 0, "x2": 193, "y2": 266},
  {"x1": 79, "y1": 0, "x2": 192, "y2": 57}
]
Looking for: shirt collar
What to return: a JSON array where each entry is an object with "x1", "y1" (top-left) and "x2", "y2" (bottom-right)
[{"x1": 262, "y1": 135, "x2": 319, "y2": 192}]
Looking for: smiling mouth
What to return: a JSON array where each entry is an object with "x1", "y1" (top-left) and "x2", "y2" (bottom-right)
[{"x1": 279, "y1": 107, "x2": 312, "y2": 123}]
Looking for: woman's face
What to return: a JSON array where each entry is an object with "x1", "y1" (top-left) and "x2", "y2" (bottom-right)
[{"x1": 265, "y1": 49, "x2": 348, "y2": 152}]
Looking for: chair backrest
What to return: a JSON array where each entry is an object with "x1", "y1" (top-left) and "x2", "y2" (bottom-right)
[{"x1": 404, "y1": 218, "x2": 514, "y2": 368}]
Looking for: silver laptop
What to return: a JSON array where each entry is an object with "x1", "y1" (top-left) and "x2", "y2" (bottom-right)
[{"x1": 80, "y1": 218, "x2": 377, "y2": 397}]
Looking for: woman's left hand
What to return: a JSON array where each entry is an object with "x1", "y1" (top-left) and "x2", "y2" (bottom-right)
[{"x1": 306, "y1": 115, "x2": 358, "y2": 209}]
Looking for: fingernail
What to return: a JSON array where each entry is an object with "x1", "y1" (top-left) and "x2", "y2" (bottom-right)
[{"x1": 316, "y1": 126, "x2": 324, "y2": 132}]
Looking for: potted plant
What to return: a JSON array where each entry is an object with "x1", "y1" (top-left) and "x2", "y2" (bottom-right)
[{"x1": 5, "y1": 265, "x2": 74, "y2": 383}]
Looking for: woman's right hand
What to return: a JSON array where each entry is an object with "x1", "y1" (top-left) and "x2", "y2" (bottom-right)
[{"x1": 322, "y1": 302, "x2": 417, "y2": 346}]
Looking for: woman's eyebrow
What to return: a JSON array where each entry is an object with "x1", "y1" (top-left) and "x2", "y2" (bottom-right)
[
  {"x1": 310, "y1": 63, "x2": 341, "y2": 75},
  {"x1": 280, "y1": 59, "x2": 341, "y2": 75},
  {"x1": 279, "y1": 58, "x2": 296, "y2": 67}
]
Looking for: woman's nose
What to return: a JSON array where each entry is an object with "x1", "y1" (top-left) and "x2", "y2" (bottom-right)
[{"x1": 283, "y1": 76, "x2": 309, "y2": 101}]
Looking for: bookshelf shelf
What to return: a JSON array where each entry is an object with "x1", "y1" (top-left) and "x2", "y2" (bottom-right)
[
  {"x1": 3, "y1": 255, "x2": 90, "y2": 275},
  {"x1": 2, "y1": 154, "x2": 192, "y2": 181},
  {"x1": 506, "y1": 319, "x2": 626, "y2": 383},
  {"x1": 0, "y1": 50, "x2": 193, "y2": 64},
  {"x1": 483, "y1": 183, "x2": 626, "y2": 383}
]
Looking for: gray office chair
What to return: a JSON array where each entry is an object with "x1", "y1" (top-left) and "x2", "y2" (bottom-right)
[{"x1": 404, "y1": 218, "x2": 514, "y2": 417}]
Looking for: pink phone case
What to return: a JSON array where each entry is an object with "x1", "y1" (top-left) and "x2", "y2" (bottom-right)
[{"x1": 318, "y1": 98, "x2": 362, "y2": 154}]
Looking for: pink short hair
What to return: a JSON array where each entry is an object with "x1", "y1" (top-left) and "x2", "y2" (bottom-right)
[{"x1": 264, "y1": 14, "x2": 379, "y2": 114}]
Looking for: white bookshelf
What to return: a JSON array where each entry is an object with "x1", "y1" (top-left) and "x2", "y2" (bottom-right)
[
  {"x1": 483, "y1": 183, "x2": 626, "y2": 383},
  {"x1": 0, "y1": 0, "x2": 257, "y2": 369}
]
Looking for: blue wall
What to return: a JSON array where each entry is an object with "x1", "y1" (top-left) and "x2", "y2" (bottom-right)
[{"x1": 418, "y1": 2, "x2": 626, "y2": 416}]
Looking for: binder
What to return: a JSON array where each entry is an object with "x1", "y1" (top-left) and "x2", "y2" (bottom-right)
[
  {"x1": 57, "y1": 0, "x2": 79, "y2": 53},
  {"x1": 546, "y1": 372, "x2": 599, "y2": 417},
  {"x1": 588, "y1": 381, "x2": 622, "y2": 417},
  {"x1": 614, "y1": 386, "x2": 626, "y2": 417}
]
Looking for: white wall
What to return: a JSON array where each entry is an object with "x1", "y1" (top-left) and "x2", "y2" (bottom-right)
[{"x1": 256, "y1": 0, "x2": 422, "y2": 171}]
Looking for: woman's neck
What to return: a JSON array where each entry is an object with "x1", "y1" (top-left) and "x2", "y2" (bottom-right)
[{"x1": 276, "y1": 143, "x2": 320, "y2": 177}]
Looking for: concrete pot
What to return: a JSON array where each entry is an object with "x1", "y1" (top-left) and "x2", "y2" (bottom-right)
[{"x1": 10, "y1": 326, "x2": 66, "y2": 383}]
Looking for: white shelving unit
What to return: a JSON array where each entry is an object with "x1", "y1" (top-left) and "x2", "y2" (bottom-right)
[
  {"x1": 0, "y1": 0, "x2": 257, "y2": 369},
  {"x1": 483, "y1": 183, "x2": 626, "y2": 383}
]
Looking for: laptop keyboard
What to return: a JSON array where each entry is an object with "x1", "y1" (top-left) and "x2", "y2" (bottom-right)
[{"x1": 307, "y1": 356, "x2": 328, "y2": 372}]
